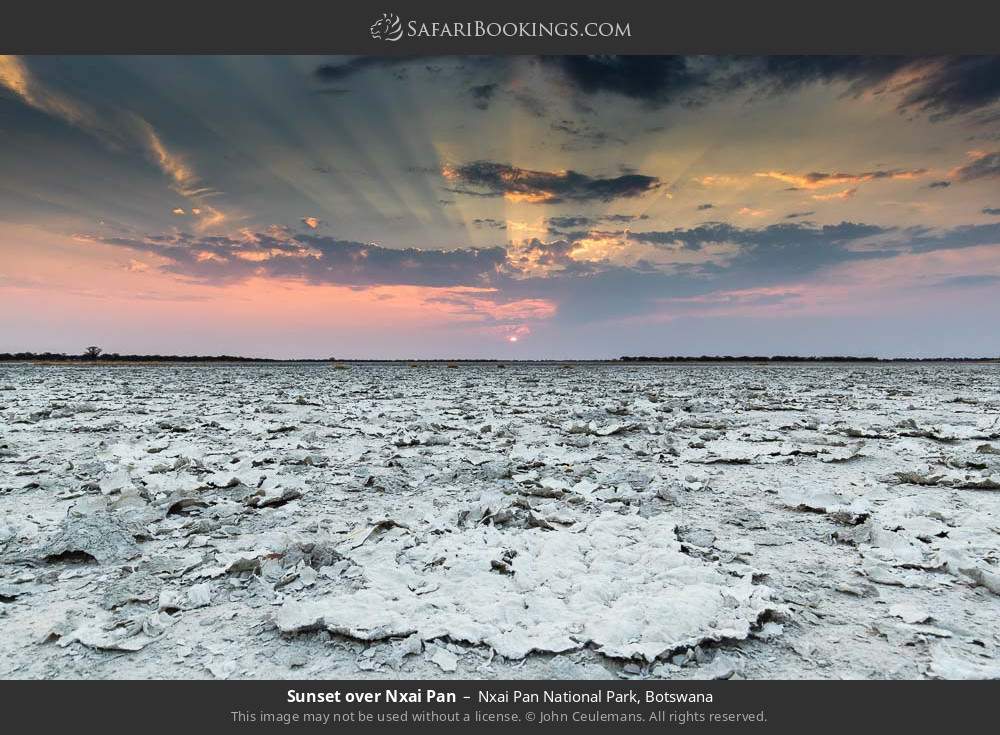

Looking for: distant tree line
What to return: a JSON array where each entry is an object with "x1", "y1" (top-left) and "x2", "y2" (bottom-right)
[
  {"x1": 0, "y1": 353, "x2": 515, "y2": 363},
  {"x1": 619, "y1": 355, "x2": 1000, "y2": 363},
  {"x1": 0, "y1": 351, "x2": 290, "y2": 363}
]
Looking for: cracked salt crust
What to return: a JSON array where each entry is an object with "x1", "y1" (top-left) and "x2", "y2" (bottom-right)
[{"x1": 0, "y1": 362, "x2": 998, "y2": 679}]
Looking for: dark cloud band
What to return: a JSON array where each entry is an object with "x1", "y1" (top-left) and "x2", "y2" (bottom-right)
[
  {"x1": 442, "y1": 161, "x2": 660, "y2": 203},
  {"x1": 95, "y1": 232, "x2": 508, "y2": 289}
]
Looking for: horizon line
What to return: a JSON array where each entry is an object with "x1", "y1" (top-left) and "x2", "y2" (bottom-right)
[{"x1": 2, "y1": 351, "x2": 1000, "y2": 364}]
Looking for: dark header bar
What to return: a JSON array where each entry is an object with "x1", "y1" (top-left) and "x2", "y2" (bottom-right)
[{"x1": 2, "y1": 0, "x2": 999, "y2": 54}]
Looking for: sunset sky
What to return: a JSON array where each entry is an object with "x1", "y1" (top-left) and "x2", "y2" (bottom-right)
[{"x1": 1, "y1": 55, "x2": 999, "y2": 358}]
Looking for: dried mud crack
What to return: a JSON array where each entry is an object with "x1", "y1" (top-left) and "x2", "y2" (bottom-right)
[{"x1": 1, "y1": 363, "x2": 998, "y2": 679}]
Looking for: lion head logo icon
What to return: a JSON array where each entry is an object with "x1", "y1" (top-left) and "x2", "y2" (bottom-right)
[{"x1": 370, "y1": 13, "x2": 403, "y2": 42}]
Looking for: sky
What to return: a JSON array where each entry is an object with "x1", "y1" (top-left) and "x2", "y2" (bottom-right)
[{"x1": 1, "y1": 54, "x2": 999, "y2": 358}]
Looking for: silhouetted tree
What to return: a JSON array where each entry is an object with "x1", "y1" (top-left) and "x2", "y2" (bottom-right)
[{"x1": 84, "y1": 346, "x2": 103, "y2": 359}]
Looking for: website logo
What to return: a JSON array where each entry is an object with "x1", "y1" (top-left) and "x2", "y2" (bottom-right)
[
  {"x1": 368, "y1": 15, "x2": 632, "y2": 42},
  {"x1": 370, "y1": 13, "x2": 404, "y2": 42}
]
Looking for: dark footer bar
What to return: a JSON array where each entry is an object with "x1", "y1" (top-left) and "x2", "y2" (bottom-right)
[{"x1": 1, "y1": 680, "x2": 993, "y2": 732}]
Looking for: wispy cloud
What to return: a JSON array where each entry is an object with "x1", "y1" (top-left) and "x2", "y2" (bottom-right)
[
  {"x1": 811, "y1": 188, "x2": 858, "y2": 201},
  {"x1": 0, "y1": 55, "x2": 227, "y2": 230},
  {"x1": 0, "y1": 55, "x2": 118, "y2": 142},
  {"x1": 754, "y1": 168, "x2": 927, "y2": 190},
  {"x1": 951, "y1": 150, "x2": 1000, "y2": 182}
]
